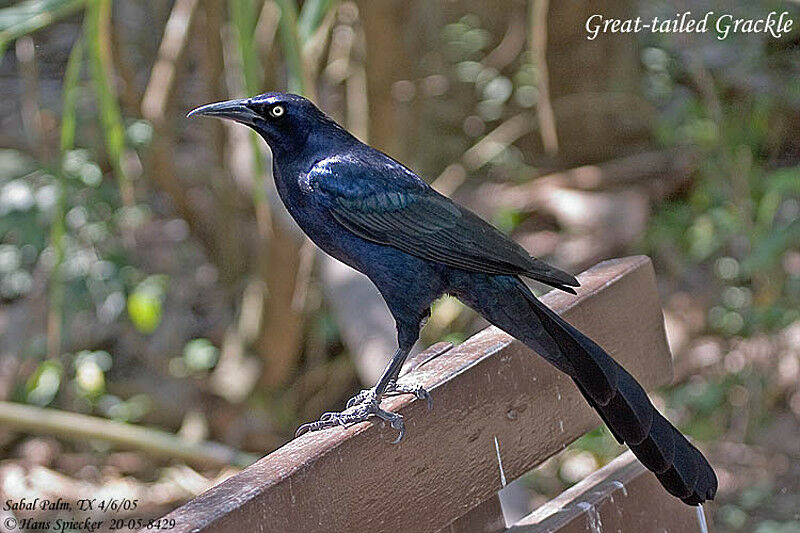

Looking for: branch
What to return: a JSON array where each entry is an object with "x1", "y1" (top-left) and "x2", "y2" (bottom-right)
[
  {"x1": 530, "y1": 0, "x2": 558, "y2": 156},
  {"x1": 0, "y1": 401, "x2": 258, "y2": 468},
  {"x1": 141, "y1": 0, "x2": 200, "y2": 122},
  {"x1": 431, "y1": 112, "x2": 536, "y2": 195}
]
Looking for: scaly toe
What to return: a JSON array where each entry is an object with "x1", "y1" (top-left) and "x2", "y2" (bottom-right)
[
  {"x1": 386, "y1": 382, "x2": 433, "y2": 411},
  {"x1": 346, "y1": 388, "x2": 376, "y2": 408},
  {"x1": 295, "y1": 400, "x2": 406, "y2": 442}
]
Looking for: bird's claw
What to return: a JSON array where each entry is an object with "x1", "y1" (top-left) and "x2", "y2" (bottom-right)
[
  {"x1": 297, "y1": 381, "x2": 430, "y2": 441},
  {"x1": 345, "y1": 382, "x2": 432, "y2": 410},
  {"x1": 295, "y1": 400, "x2": 406, "y2": 443},
  {"x1": 392, "y1": 383, "x2": 433, "y2": 410}
]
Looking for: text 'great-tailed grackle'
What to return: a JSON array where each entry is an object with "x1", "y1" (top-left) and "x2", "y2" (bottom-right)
[{"x1": 189, "y1": 92, "x2": 717, "y2": 505}]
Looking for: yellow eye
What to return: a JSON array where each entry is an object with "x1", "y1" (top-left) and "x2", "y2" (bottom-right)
[{"x1": 269, "y1": 105, "x2": 285, "y2": 118}]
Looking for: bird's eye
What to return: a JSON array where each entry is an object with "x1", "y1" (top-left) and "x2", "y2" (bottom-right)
[{"x1": 269, "y1": 105, "x2": 285, "y2": 118}]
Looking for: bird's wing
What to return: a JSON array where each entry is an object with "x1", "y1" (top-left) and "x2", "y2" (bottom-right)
[{"x1": 309, "y1": 155, "x2": 579, "y2": 292}]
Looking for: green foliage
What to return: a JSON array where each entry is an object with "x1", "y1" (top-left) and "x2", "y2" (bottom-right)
[
  {"x1": 127, "y1": 275, "x2": 167, "y2": 334},
  {"x1": 296, "y1": 0, "x2": 333, "y2": 42},
  {"x1": 643, "y1": 45, "x2": 800, "y2": 335},
  {"x1": 274, "y1": 0, "x2": 305, "y2": 95},
  {"x1": 24, "y1": 360, "x2": 63, "y2": 406},
  {"x1": 0, "y1": 0, "x2": 84, "y2": 56},
  {"x1": 753, "y1": 520, "x2": 800, "y2": 533},
  {"x1": 73, "y1": 349, "x2": 112, "y2": 399},
  {"x1": 492, "y1": 206, "x2": 525, "y2": 234},
  {"x1": 0, "y1": 149, "x2": 40, "y2": 300},
  {"x1": 229, "y1": 0, "x2": 268, "y2": 210},
  {"x1": 99, "y1": 393, "x2": 151, "y2": 422},
  {"x1": 84, "y1": 0, "x2": 133, "y2": 206},
  {"x1": 571, "y1": 426, "x2": 624, "y2": 458},
  {"x1": 182, "y1": 338, "x2": 220, "y2": 373},
  {"x1": 428, "y1": 14, "x2": 540, "y2": 182}
]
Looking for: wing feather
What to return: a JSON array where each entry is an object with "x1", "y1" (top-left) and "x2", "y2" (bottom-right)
[{"x1": 312, "y1": 156, "x2": 579, "y2": 292}]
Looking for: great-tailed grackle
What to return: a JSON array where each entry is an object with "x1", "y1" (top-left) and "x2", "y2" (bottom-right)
[{"x1": 189, "y1": 92, "x2": 717, "y2": 505}]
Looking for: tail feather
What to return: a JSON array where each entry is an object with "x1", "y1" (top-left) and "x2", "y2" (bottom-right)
[
  {"x1": 520, "y1": 283, "x2": 718, "y2": 505},
  {"x1": 525, "y1": 291, "x2": 619, "y2": 405}
]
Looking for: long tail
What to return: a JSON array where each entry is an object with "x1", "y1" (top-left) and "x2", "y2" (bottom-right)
[{"x1": 519, "y1": 283, "x2": 717, "y2": 505}]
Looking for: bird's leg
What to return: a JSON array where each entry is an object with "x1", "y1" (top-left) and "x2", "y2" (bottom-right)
[
  {"x1": 344, "y1": 348, "x2": 432, "y2": 409},
  {"x1": 295, "y1": 347, "x2": 428, "y2": 442}
]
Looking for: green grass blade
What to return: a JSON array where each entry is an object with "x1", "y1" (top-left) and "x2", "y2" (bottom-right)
[
  {"x1": 229, "y1": 0, "x2": 268, "y2": 210},
  {"x1": 85, "y1": 0, "x2": 134, "y2": 207},
  {"x1": 297, "y1": 0, "x2": 332, "y2": 42},
  {"x1": 60, "y1": 37, "x2": 83, "y2": 153},
  {"x1": 229, "y1": 0, "x2": 262, "y2": 95},
  {"x1": 48, "y1": 33, "x2": 84, "y2": 357},
  {"x1": 274, "y1": 0, "x2": 307, "y2": 96},
  {"x1": 0, "y1": 0, "x2": 85, "y2": 57}
]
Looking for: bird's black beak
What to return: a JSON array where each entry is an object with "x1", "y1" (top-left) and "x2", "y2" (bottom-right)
[{"x1": 187, "y1": 98, "x2": 258, "y2": 125}]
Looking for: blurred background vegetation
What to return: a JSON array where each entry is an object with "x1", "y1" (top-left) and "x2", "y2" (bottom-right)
[{"x1": 0, "y1": 0, "x2": 798, "y2": 531}]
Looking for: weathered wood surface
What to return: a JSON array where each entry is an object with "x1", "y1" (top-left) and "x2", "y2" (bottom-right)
[
  {"x1": 447, "y1": 494, "x2": 505, "y2": 533},
  {"x1": 158, "y1": 256, "x2": 673, "y2": 533},
  {"x1": 508, "y1": 451, "x2": 712, "y2": 532}
]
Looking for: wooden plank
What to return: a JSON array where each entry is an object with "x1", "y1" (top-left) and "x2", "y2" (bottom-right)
[
  {"x1": 157, "y1": 256, "x2": 673, "y2": 533},
  {"x1": 507, "y1": 451, "x2": 712, "y2": 532},
  {"x1": 446, "y1": 493, "x2": 505, "y2": 533}
]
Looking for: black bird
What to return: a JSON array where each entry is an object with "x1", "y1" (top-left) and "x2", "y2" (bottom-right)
[{"x1": 188, "y1": 92, "x2": 717, "y2": 505}]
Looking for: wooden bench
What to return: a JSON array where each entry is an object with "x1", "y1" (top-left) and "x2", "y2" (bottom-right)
[{"x1": 156, "y1": 256, "x2": 712, "y2": 532}]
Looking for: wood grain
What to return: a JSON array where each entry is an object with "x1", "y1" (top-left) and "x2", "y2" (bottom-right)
[
  {"x1": 156, "y1": 256, "x2": 673, "y2": 533},
  {"x1": 508, "y1": 451, "x2": 710, "y2": 532}
]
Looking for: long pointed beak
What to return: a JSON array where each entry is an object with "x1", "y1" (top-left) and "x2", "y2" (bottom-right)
[{"x1": 187, "y1": 98, "x2": 258, "y2": 124}]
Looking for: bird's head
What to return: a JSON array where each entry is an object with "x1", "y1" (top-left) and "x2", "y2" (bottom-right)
[{"x1": 188, "y1": 92, "x2": 339, "y2": 160}]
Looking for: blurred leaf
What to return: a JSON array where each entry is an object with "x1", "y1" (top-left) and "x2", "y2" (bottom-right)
[
  {"x1": 182, "y1": 338, "x2": 219, "y2": 372},
  {"x1": 126, "y1": 119, "x2": 153, "y2": 147},
  {"x1": 743, "y1": 218, "x2": 800, "y2": 275},
  {"x1": 229, "y1": 0, "x2": 262, "y2": 93},
  {"x1": 74, "y1": 350, "x2": 110, "y2": 398},
  {"x1": 25, "y1": 360, "x2": 62, "y2": 406},
  {"x1": 48, "y1": 31, "x2": 84, "y2": 358},
  {"x1": 274, "y1": 0, "x2": 307, "y2": 95},
  {"x1": 85, "y1": 0, "x2": 133, "y2": 206},
  {"x1": 492, "y1": 206, "x2": 524, "y2": 233},
  {"x1": 99, "y1": 393, "x2": 151, "y2": 422},
  {"x1": 127, "y1": 276, "x2": 167, "y2": 334},
  {"x1": 60, "y1": 35, "x2": 84, "y2": 154},
  {"x1": 0, "y1": 149, "x2": 36, "y2": 183},
  {"x1": 755, "y1": 166, "x2": 800, "y2": 231},
  {"x1": 127, "y1": 290, "x2": 162, "y2": 334},
  {"x1": 297, "y1": 0, "x2": 333, "y2": 42},
  {"x1": 739, "y1": 484, "x2": 773, "y2": 510},
  {"x1": 719, "y1": 504, "x2": 748, "y2": 530},
  {"x1": 671, "y1": 378, "x2": 726, "y2": 416},
  {"x1": 0, "y1": 0, "x2": 84, "y2": 57},
  {"x1": 229, "y1": 0, "x2": 268, "y2": 210}
]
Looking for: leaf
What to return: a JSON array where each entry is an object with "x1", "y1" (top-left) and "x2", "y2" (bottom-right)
[
  {"x1": 48, "y1": 32, "x2": 84, "y2": 358},
  {"x1": 25, "y1": 360, "x2": 63, "y2": 406},
  {"x1": 182, "y1": 339, "x2": 220, "y2": 372},
  {"x1": 274, "y1": 0, "x2": 307, "y2": 95},
  {"x1": 0, "y1": 0, "x2": 85, "y2": 57},
  {"x1": 85, "y1": 0, "x2": 134, "y2": 207},
  {"x1": 297, "y1": 0, "x2": 333, "y2": 42},
  {"x1": 127, "y1": 277, "x2": 167, "y2": 334},
  {"x1": 229, "y1": 0, "x2": 268, "y2": 210}
]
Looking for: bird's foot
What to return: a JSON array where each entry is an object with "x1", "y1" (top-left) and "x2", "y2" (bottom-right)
[
  {"x1": 345, "y1": 387, "x2": 378, "y2": 408},
  {"x1": 295, "y1": 399, "x2": 406, "y2": 443},
  {"x1": 346, "y1": 382, "x2": 432, "y2": 410}
]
